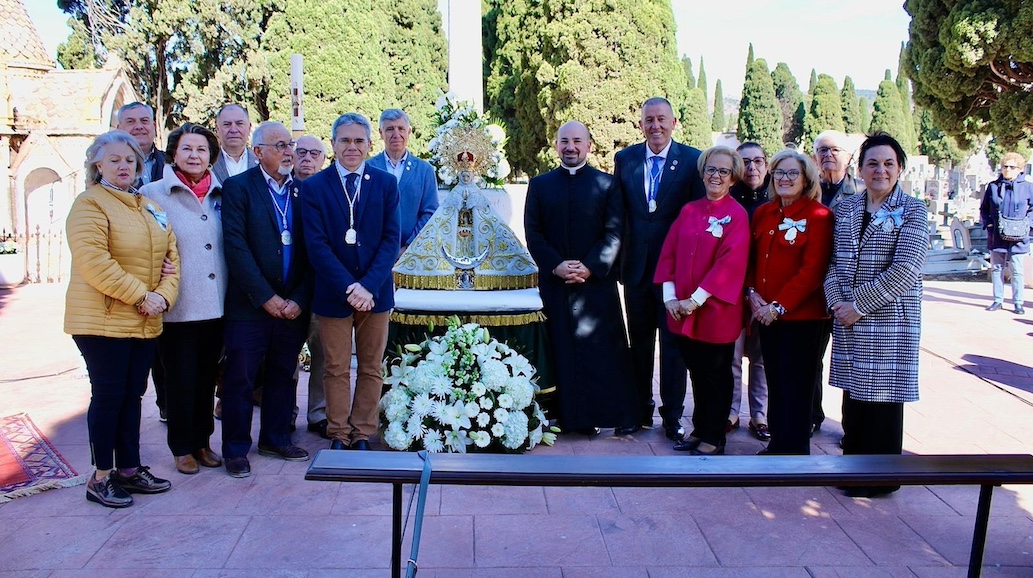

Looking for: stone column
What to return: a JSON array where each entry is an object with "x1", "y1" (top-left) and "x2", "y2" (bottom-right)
[{"x1": 444, "y1": 0, "x2": 483, "y2": 113}]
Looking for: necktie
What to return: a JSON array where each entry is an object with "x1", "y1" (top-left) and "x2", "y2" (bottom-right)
[
  {"x1": 649, "y1": 156, "x2": 663, "y2": 202},
  {"x1": 345, "y1": 172, "x2": 359, "y2": 197}
]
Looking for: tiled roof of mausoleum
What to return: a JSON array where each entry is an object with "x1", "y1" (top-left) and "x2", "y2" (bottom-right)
[{"x1": 0, "y1": 0, "x2": 54, "y2": 69}]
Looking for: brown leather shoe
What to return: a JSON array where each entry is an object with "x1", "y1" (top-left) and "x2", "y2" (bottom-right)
[
  {"x1": 192, "y1": 448, "x2": 222, "y2": 468},
  {"x1": 175, "y1": 454, "x2": 199, "y2": 474}
]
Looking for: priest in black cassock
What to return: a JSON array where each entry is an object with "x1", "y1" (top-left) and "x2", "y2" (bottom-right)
[{"x1": 523, "y1": 121, "x2": 638, "y2": 435}]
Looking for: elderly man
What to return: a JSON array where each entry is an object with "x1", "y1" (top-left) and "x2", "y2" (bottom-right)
[
  {"x1": 301, "y1": 113, "x2": 400, "y2": 451},
  {"x1": 727, "y1": 141, "x2": 770, "y2": 441},
  {"x1": 290, "y1": 135, "x2": 331, "y2": 439},
  {"x1": 524, "y1": 121, "x2": 637, "y2": 435},
  {"x1": 613, "y1": 97, "x2": 705, "y2": 440},
  {"x1": 220, "y1": 122, "x2": 311, "y2": 477},
  {"x1": 367, "y1": 109, "x2": 438, "y2": 255},
  {"x1": 813, "y1": 130, "x2": 860, "y2": 213},
  {"x1": 117, "y1": 102, "x2": 164, "y2": 187},
  {"x1": 213, "y1": 104, "x2": 260, "y2": 184}
]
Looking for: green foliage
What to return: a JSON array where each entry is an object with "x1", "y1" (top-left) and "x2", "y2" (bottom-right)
[
  {"x1": 681, "y1": 55, "x2": 696, "y2": 91},
  {"x1": 859, "y1": 96, "x2": 872, "y2": 133},
  {"x1": 682, "y1": 88, "x2": 713, "y2": 150},
  {"x1": 56, "y1": 18, "x2": 99, "y2": 70},
  {"x1": 918, "y1": 108, "x2": 970, "y2": 167},
  {"x1": 737, "y1": 58, "x2": 783, "y2": 154},
  {"x1": 840, "y1": 76, "x2": 862, "y2": 133},
  {"x1": 803, "y1": 74, "x2": 844, "y2": 151},
  {"x1": 869, "y1": 79, "x2": 908, "y2": 147},
  {"x1": 485, "y1": 0, "x2": 688, "y2": 174},
  {"x1": 711, "y1": 79, "x2": 725, "y2": 132},
  {"x1": 697, "y1": 56, "x2": 708, "y2": 106},
  {"x1": 986, "y1": 137, "x2": 1031, "y2": 169},
  {"x1": 771, "y1": 62, "x2": 804, "y2": 146},
  {"x1": 746, "y1": 44, "x2": 754, "y2": 69},
  {"x1": 895, "y1": 46, "x2": 919, "y2": 156},
  {"x1": 808, "y1": 68, "x2": 818, "y2": 95}
]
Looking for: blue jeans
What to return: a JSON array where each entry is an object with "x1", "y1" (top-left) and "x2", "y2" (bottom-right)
[{"x1": 990, "y1": 251, "x2": 1026, "y2": 306}]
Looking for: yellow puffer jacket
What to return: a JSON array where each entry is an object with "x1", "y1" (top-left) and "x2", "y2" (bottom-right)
[{"x1": 64, "y1": 183, "x2": 180, "y2": 338}]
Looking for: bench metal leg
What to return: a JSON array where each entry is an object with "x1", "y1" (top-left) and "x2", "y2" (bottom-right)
[
  {"x1": 393, "y1": 482, "x2": 402, "y2": 578},
  {"x1": 968, "y1": 484, "x2": 994, "y2": 578}
]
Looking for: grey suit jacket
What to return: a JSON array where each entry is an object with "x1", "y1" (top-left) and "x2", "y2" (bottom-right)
[{"x1": 213, "y1": 149, "x2": 260, "y2": 185}]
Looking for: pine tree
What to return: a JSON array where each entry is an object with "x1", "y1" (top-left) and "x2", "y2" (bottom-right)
[
  {"x1": 840, "y1": 76, "x2": 861, "y2": 133},
  {"x1": 771, "y1": 62, "x2": 804, "y2": 146},
  {"x1": 869, "y1": 79, "x2": 907, "y2": 146},
  {"x1": 859, "y1": 97, "x2": 872, "y2": 132},
  {"x1": 918, "y1": 108, "x2": 969, "y2": 167},
  {"x1": 697, "y1": 56, "x2": 708, "y2": 107},
  {"x1": 681, "y1": 55, "x2": 696, "y2": 91},
  {"x1": 737, "y1": 58, "x2": 783, "y2": 154},
  {"x1": 803, "y1": 74, "x2": 844, "y2": 151},
  {"x1": 711, "y1": 79, "x2": 725, "y2": 132}
]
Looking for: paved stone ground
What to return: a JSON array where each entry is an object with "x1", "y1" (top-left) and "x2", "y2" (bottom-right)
[{"x1": 0, "y1": 278, "x2": 1032, "y2": 577}]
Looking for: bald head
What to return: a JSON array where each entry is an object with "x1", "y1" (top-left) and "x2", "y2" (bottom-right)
[
  {"x1": 555, "y1": 121, "x2": 592, "y2": 168},
  {"x1": 294, "y1": 135, "x2": 326, "y2": 181}
]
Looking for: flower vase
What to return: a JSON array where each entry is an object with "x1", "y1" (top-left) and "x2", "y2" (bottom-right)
[{"x1": 0, "y1": 253, "x2": 26, "y2": 288}]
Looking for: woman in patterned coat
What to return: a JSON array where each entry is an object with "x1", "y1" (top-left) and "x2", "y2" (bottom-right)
[{"x1": 823, "y1": 132, "x2": 927, "y2": 498}]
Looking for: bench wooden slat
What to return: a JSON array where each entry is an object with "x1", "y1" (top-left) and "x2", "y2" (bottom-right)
[{"x1": 305, "y1": 451, "x2": 1033, "y2": 488}]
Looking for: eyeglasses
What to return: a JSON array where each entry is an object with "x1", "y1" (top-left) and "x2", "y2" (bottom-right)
[
  {"x1": 1001, "y1": 164, "x2": 1021, "y2": 170},
  {"x1": 296, "y1": 148, "x2": 324, "y2": 158},
  {"x1": 703, "y1": 166, "x2": 732, "y2": 178},
  {"x1": 772, "y1": 169, "x2": 801, "y2": 181},
  {"x1": 743, "y1": 158, "x2": 766, "y2": 167},
  {"x1": 256, "y1": 141, "x2": 296, "y2": 152},
  {"x1": 816, "y1": 146, "x2": 845, "y2": 157}
]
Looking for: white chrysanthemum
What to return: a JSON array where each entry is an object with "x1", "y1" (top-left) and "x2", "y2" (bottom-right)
[
  {"x1": 464, "y1": 401, "x2": 480, "y2": 418},
  {"x1": 471, "y1": 382, "x2": 487, "y2": 397},
  {"x1": 406, "y1": 413, "x2": 427, "y2": 440},
  {"x1": 477, "y1": 412, "x2": 490, "y2": 427},
  {"x1": 384, "y1": 422, "x2": 410, "y2": 450},
  {"x1": 479, "y1": 396, "x2": 494, "y2": 410},
  {"x1": 502, "y1": 411, "x2": 529, "y2": 449},
  {"x1": 423, "y1": 429, "x2": 445, "y2": 453},
  {"x1": 411, "y1": 393, "x2": 434, "y2": 418},
  {"x1": 430, "y1": 374, "x2": 453, "y2": 398},
  {"x1": 491, "y1": 422, "x2": 506, "y2": 438},
  {"x1": 493, "y1": 408, "x2": 509, "y2": 423},
  {"x1": 470, "y1": 430, "x2": 491, "y2": 448},
  {"x1": 505, "y1": 377, "x2": 534, "y2": 410},
  {"x1": 496, "y1": 393, "x2": 514, "y2": 409},
  {"x1": 480, "y1": 359, "x2": 508, "y2": 391}
]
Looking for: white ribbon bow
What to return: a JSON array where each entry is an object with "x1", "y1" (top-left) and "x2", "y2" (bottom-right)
[
  {"x1": 777, "y1": 217, "x2": 807, "y2": 242},
  {"x1": 706, "y1": 215, "x2": 732, "y2": 238}
]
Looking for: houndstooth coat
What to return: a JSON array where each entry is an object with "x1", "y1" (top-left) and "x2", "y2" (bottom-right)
[{"x1": 823, "y1": 186, "x2": 927, "y2": 403}]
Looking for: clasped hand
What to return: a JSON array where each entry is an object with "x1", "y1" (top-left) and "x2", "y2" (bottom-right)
[
  {"x1": 830, "y1": 301, "x2": 862, "y2": 327},
  {"x1": 262, "y1": 295, "x2": 302, "y2": 319},
  {"x1": 664, "y1": 298, "x2": 697, "y2": 321},
  {"x1": 748, "y1": 292, "x2": 777, "y2": 326},
  {"x1": 553, "y1": 260, "x2": 591, "y2": 284},
  {"x1": 346, "y1": 282, "x2": 375, "y2": 312},
  {"x1": 137, "y1": 291, "x2": 167, "y2": 316}
]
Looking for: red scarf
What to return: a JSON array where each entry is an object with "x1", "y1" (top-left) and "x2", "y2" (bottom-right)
[{"x1": 174, "y1": 169, "x2": 212, "y2": 202}]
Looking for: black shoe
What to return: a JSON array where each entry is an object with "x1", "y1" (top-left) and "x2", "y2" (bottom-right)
[
  {"x1": 986, "y1": 302, "x2": 1003, "y2": 311},
  {"x1": 748, "y1": 421, "x2": 771, "y2": 442},
  {"x1": 673, "y1": 437, "x2": 702, "y2": 452},
  {"x1": 258, "y1": 444, "x2": 310, "y2": 461},
  {"x1": 329, "y1": 439, "x2": 348, "y2": 450},
  {"x1": 641, "y1": 401, "x2": 656, "y2": 428},
  {"x1": 574, "y1": 427, "x2": 601, "y2": 436},
  {"x1": 613, "y1": 425, "x2": 641, "y2": 435},
  {"x1": 351, "y1": 439, "x2": 372, "y2": 451},
  {"x1": 86, "y1": 473, "x2": 133, "y2": 508},
  {"x1": 1017, "y1": 305, "x2": 1026, "y2": 315},
  {"x1": 307, "y1": 419, "x2": 330, "y2": 440},
  {"x1": 158, "y1": 408, "x2": 167, "y2": 423},
  {"x1": 844, "y1": 485, "x2": 899, "y2": 498},
  {"x1": 689, "y1": 442, "x2": 725, "y2": 456},
  {"x1": 111, "y1": 466, "x2": 171, "y2": 494},
  {"x1": 225, "y1": 456, "x2": 251, "y2": 478},
  {"x1": 663, "y1": 422, "x2": 685, "y2": 441}
]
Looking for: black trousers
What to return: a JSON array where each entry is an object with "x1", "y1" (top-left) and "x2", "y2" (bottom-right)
[
  {"x1": 151, "y1": 347, "x2": 167, "y2": 412},
  {"x1": 841, "y1": 390, "x2": 904, "y2": 493},
  {"x1": 73, "y1": 335, "x2": 157, "y2": 471},
  {"x1": 812, "y1": 320, "x2": 832, "y2": 426},
  {"x1": 158, "y1": 319, "x2": 224, "y2": 456},
  {"x1": 674, "y1": 336, "x2": 734, "y2": 447},
  {"x1": 759, "y1": 320, "x2": 827, "y2": 455},
  {"x1": 624, "y1": 280, "x2": 687, "y2": 424}
]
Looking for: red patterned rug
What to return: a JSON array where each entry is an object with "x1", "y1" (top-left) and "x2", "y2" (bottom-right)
[{"x1": 0, "y1": 413, "x2": 86, "y2": 503}]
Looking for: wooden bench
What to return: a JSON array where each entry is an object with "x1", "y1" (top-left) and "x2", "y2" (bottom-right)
[{"x1": 305, "y1": 451, "x2": 1033, "y2": 578}]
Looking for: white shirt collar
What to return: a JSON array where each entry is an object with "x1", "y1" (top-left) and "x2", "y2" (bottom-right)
[
  {"x1": 645, "y1": 140, "x2": 673, "y2": 161},
  {"x1": 223, "y1": 148, "x2": 250, "y2": 177},
  {"x1": 260, "y1": 166, "x2": 293, "y2": 193},
  {"x1": 336, "y1": 160, "x2": 365, "y2": 178}
]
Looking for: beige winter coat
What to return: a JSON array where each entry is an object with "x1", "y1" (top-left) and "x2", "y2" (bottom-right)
[{"x1": 64, "y1": 183, "x2": 179, "y2": 338}]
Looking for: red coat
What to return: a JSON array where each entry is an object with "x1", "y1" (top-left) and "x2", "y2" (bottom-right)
[
  {"x1": 654, "y1": 194, "x2": 749, "y2": 343},
  {"x1": 747, "y1": 197, "x2": 833, "y2": 321}
]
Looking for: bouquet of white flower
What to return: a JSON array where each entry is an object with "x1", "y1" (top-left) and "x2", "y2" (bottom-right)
[
  {"x1": 428, "y1": 91, "x2": 510, "y2": 187},
  {"x1": 380, "y1": 319, "x2": 555, "y2": 453}
]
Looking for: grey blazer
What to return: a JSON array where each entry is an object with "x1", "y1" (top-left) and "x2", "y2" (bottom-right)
[{"x1": 212, "y1": 149, "x2": 260, "y2": 185}]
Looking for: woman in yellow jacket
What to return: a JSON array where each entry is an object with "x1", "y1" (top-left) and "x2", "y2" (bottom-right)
[{"x1": 65, "y1": 130, "x2": 180, "y2": 508}]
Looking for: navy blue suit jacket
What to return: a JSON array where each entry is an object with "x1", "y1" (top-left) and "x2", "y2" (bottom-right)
[
  {"x1": 221, "y1": 166, "x2": 311, "y2": 322},
  {"x1": 613, "y1": 140, "x2": 704, "y2": 286},
  {"x1": 301, "y1": 162, "x2": 400, "y2": 317}
]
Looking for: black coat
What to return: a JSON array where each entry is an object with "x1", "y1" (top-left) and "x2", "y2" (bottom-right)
[{"x1": 524, "y1": 165, "x2": 636, "y2": 429}]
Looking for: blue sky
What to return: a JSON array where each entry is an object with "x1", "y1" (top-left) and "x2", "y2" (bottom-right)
[{"x1": 27, "y1": 0, "x2": 911, "y2": 98}]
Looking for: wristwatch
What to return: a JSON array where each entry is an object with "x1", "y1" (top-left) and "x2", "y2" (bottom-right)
[{"x1": 770, "y1": 301, "x2": 787, "y2": 317}]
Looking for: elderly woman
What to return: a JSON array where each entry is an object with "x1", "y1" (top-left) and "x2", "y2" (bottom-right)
[
  {"x1": 140, "y1": 123, "x2": 226, "y2": 474},
  {"x1": 655, "y1": 146, "x2": 749, "y2": 455},
  {"x1": 746, "y1": 150, "x2": 833, "y2": 455},
  {"x1": 824, "y1": 132, "x2": 927, "y2": 497},
  {"x1": 65, "y1": 130, "x2": 179, "y2": 507},
  {"x1": 980, "y1": 152, "x2": 1033, "y2": 315}
]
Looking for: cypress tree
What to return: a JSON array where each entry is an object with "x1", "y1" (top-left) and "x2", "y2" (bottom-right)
[
  {"x1": 681, "y1": 55, "x2": 696, "y2": 91},
  {"x1": 746, "y1": 43, "x2": 754, "y2": 69},
  {"x1": 697, "y1": 56, "x2": 708, "y2": 107},
  {"x1": 737, "y1": 58, "x2": 783, "y2": 154},
  {"x1": 840, "y1": 76, "x2": 861, "y2": 133},
  {"x1": 869, "y1": 79, "x2": 907, "y2": 146},
  {"x1": 771, "y1": 62, "x2": 804, "y2": 146},
  {"x1": 859, "y1": 96, "x2": 872, "y2": 132},
  {"x1": 711, "y1": 79, "x2": 725, "y2": 132},
  {"x1": 681, "y1": 88, "x2": 713, "y2": 149},
  {"x1": 895, "y1": 45, "x2": 918, "y2": 154},
  {"x1": 808, "y1": 69, "x2": 818, "y2": 95},
  {"x1": 803, "y1": 74, "x2": 844, "y2": 151}
]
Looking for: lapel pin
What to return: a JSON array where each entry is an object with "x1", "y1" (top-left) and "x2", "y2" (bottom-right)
[{"x1": 364, "y1": 174, "x2": 371, "y2": 180}]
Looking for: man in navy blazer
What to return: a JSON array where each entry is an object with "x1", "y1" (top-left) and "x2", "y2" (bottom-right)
[
  {"x1": 367, "y1": 108, "x2": 439, "y2": 255},
  {"x1": 221, "y1": 121, "x2": 312, "y2": 477},
  {"x1": 613, "y1": 96, "x2": 705, "y2": 440},
  {"x1": 301, "y1": 112, "x2": 400, "y2": 451}
]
